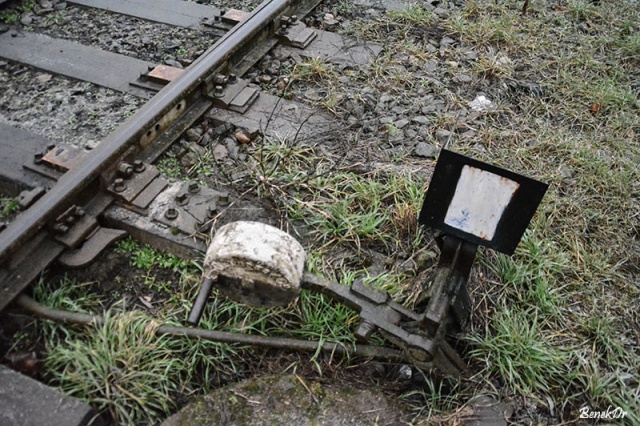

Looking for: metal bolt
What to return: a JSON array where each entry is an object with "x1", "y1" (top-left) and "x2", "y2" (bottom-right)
[
  {"x1": 214, "y1": 73, "x2": 228, "y2": 86},
  {"x1": 408, "y1": 347, "x2": 432, "y2": 363},
  {"x1": 75, "y1": 208, "x2": 86, "y2": 218},
  {"x1": 65, "y1": 216, "x2": 76, "y2": 226},
  {"x1": 188, "y1": 181, "x2": 200, "y2": 193},
  {"x1": 291, "y1": 15, "x2": 298, "y2": 22},
  {"x1": 52, "y1": 223, "x2": 69, "y2": 235},
  {"x1": 133, "y1": 160, "x2": 146, "y2": 173},
  {"x1": 165, "y1": 207, "x2": 179, "y2": 220},
  {"x1": 214, "y1": 85, "x2": 224, "y2": 97},
  {"x1": 34, "y1": 153, "x2": 44, "y2": 164},
  {"x1": 207, "y1": 205, "x2": 218, "y2": 218},
  {"x1": 355, "y1": 321, "x2": 375, "y2": 342},
  {"x1": 218, "y1": 193, "x2": 229, "y2": 206},
  {"x1": 175, "y1": 192, "x2": 189, "y2": 206},
  {"x1": 113, "y1": 178, "x2": 126, "y2": 192},
  {"x1": 117, "y1": 162, "x2": 134, "y2": 178},
  {"x1": 47, "y1": 144, "x2": 56, "y2": 151},
  {"x1": 228, "y1": 73, "x2": 237, "y2": 84}
]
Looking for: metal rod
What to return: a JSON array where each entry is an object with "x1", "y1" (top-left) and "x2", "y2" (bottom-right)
[
  {"x1": 187, "y1": 277, "x2": 214, "y2": 325},
  {"x1": 0, "y1": 0, "x2": 291, "y2": 264},
  {"x1": 15, "y1": 294, "x2": 407, "y2": 362}
]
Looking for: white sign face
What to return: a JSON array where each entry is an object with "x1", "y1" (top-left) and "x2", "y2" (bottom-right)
[{"x1": 444, "y1": 166, "x2": 520, "y2": 240}]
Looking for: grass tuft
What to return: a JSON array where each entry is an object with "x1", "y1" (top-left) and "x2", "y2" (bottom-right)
[
  {"x1": 469, "y1": 307, "x2": 577, "y2": 398},
  {"x1": 45, "y1": 311, "x2": 180, "y2": 424},
  {"x1": 0, "y1": 196, "x2": 19, "y2": 219}
]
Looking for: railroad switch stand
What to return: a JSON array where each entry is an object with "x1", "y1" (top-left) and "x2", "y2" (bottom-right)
[{"x1": 188, "y1": 150, "x2": 547, "y2": 375}]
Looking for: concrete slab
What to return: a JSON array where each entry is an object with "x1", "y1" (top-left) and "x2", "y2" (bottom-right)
[
  {"x1": 0, "y1": 364, "x2": 98, "y2": 426},
  {"x1": 207, "y1": 93, "x2": 335, "y2": 143},
  {"x1": 0, "y1": 31, "x2": 153, "y2": 98},
  {"x1": 67, "y1": 0, "x2": 220, "y2": 30},
  {"x1": 464, "y1": 395, "x2": 511, "y2": 426},
  {"x1": 0, "y1": 122, "x2": 56, "y2": 196},
  {"x1": 161, "y1": 374, "x2": 408, "y2": 426},
  {"x1": 293, "y1": 29, "x2": 384, "y2": 69}
]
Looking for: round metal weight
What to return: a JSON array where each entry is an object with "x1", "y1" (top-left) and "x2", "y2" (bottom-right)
[{"x1": 204, "y1": 221, "x2": 306, "y2": 307}]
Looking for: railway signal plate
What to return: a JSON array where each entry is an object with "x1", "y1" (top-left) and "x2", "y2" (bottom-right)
[{"x1": 419, "y1": 149, "x2": 548, "y2": 255}]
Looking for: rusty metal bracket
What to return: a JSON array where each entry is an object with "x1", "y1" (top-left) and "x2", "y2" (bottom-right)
[
  {"x1": 58, "y1": 227, "x2": 127, "y2": 269},
  {"x1": 276, "y1": 20, "x2": 317, "y2": 49},
  {"x1": 50, "y1": 205, "x2": 99, "y2": 249},
  {"x1": 301, "y1": 273, "x2": 468, "y2": 375},
  {"x1": 42, "y1": 145, "x2": 89, "y2": 173},
  {"x1": 420, "y1": 235, "x2": 477, "y2": 335},
  {"x1": 17, "y1": 186, "x2": 46, "y2": 209},
  {"x1": 204, "y1": 77, "x2": 260, "y2": 114}
]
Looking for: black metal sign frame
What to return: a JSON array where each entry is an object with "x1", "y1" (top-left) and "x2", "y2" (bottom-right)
[{"x1": 419, "y1": 149, "x2": 548, "y2": 255}]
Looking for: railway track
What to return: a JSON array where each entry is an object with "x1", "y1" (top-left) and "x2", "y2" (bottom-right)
[
  {"x1": 0, "y1": 0, "x2": 484, "y2": 423},
  {"x1": 0, "y1": 0, "x2": 382, "y2": 306}
]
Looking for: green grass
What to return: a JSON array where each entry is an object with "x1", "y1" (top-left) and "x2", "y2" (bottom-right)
[
  {"x1": 0, "y1": 0, "x2": 35, "y2": 23},
  {"x1": 33, "y1": 236, "x2": 367, "y2": 423},
  {"x1": 437, "y1": 0, "x2": 639, "y2": 421},
  {"x1": 45, "y1": 311, "x2": 182, "y2": 424},
  {"x1": 0, "y1": 10, "x2": 19, "y2": 24},
  {"x1": 469, "y1": 307, "x2": 577, "y2": 397},
  {"x1": 115, "y1": 238, "x2": 193, "y2": 272},
  {"x1": 306, "y1": 0, "x2": 640, "y2": 422},
  {"x1": 0, "y1": 197, "x2": 19, "y2": 219},
  {"x1": 248, "y1": 138, "x2": 427, "y2": 257}
]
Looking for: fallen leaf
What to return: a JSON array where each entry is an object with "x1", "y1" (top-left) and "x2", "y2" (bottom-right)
[{"x1": 3, "y1": 351, "x2": 40, "y2": 377}]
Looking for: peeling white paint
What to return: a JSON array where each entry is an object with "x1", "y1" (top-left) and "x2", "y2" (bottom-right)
[
  {"x1": 444, "y1": 166, "x2": 520, "y2": 240},
  {"x1": 204, "y1": 221, "x2": 306, "y2": 306}
]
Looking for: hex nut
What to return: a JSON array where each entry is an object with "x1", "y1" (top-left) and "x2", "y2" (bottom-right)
[
  {"x1": 218, "y1": 193, "x2": 229, "y2": 206},
  {"x1": 117, "y1": 162, "x2": 134, "y2": 178},
  {"x1": 175, "y1": 192, "x2": 189, "y2": 206},
  {"x1": 133, "y1": 160, "x2": 146, "y2": 173},
  {"x1": 207, "y1": 205, "x2": 218, "y2": 218},
  {"x1": 165, "y1": 207, "x2": 179, "y2": 220},
  {"x1": 188, "y1": 181, "x2": 200, "y2": 193},
  {"x1": 113, "y1": 178, "x2": 126, "y2": 192},
  {"x1": 355, "y1": 321, "x2": 376, "y2": 342}
]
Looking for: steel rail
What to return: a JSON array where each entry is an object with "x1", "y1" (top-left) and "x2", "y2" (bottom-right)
[{"x1": 0, "y1": 0, "x2": 291, "y2": 264}]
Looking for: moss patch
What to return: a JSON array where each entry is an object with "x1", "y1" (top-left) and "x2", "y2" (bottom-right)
[{"x1": 163, "y1": 374, "x2": 408, "y2": 426}]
